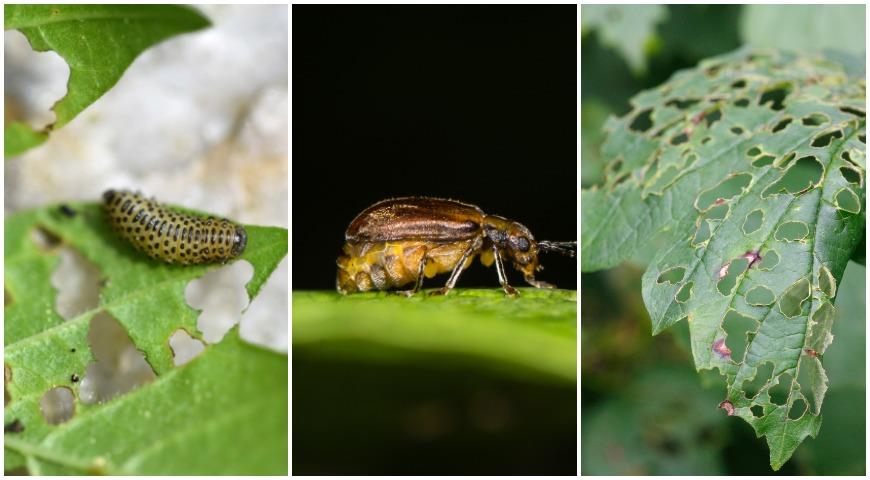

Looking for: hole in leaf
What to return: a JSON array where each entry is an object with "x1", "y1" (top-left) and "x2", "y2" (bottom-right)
[
  {"x1": 39, "y1": 387, "x2": 75, "y2": 425},
  {"x1": 839, "y1": 166, "x2": 862, "y2": 185},
  {"x1": 750, "y1": 405, "x2": 764, "y2": 418},
  {"x1": 759, "y1": 84, "x2": 791, "y2": 111},
  {"x1": 801, "y1": 113, "x2": 829, "y2": 126},
  {"x1": 629, "y1": 108, "x2": 654, "y2": 132},
  {"x1": 752, "y1": 155, "x2": 775, "y2": 167},
  {"x1": 860, "y1": 134, "x2": 866, "y2": 144},
  {"x1": 657, "y1": 266, "x2": 686, "y2": 284},
  {"x1": 692, "y1": 220, "x2": 712, "y2": 246},
  {"x1": 817, "y1": 265, "x2": 836, "y2": 298},
  {"x1": 834, "y1": 187, "x2": 861, "y2": 214},
  {"x1": 705, "y1": 203, "x2": 729, "y2": 221},
  {"x1": 168, "y1": 329, "x2": 206, "y2": 366},
  {"x1": 839, "y1": 106, "x2": 865, "y2": 118},
  {"x1": 611, "y1": 171, "x2": 631, "y2": 187},
  {"x1": 695, "y1": 173, "x2": 752, "y2": 211},
  {"x1": 645, "y1": 165, "x2": 681, "y2": 195},
  {"x1": 670, "y1": 132, "x2": 689, "y2": 145},
  {"x1": 772, "y1": 117, "x2": 792, "y2": 132},
  {"x1": 666, "y1": 98, "x2": 700, "y2": 110},
  {"x1": 731, "y1": 79, "x2": 747, "y2": 88},
  {"x1": 675, "y1": 282, "x2": 693, "y2": 303},
  {"x1": 796, "y1": 355, "x2": 825, "y2": 415},
  {"x1": 746, "y1": 285, "x2": 775, "y2": 306},
  {"x1": 51, "y1": 248, "x2": 102, "y2": 321},
  {"x1": 744, "y1": 362, "x2": 774, "y2": 398},
  {"x1": 185, "y1": 260, "x2": 254, "y2": 343},
  {"x1": 31, "y1": 227, "x2": 62, "y2": 250},
  {"x1": 730, "y1": 126, "x2": 744, "y2": 135},
  {"x1": 761, "y1": 155, "x2": 823, "y2": 196},
  {"x1": 717, "y1": 257, "x2": 749, "y2": 296},
  {"x1": 778, "y1": 151, "x2": 797, "y2": 167},
  {"x1": 746, "y1": 146, "x2": 762, "y2": 157},
  {"x1": 722, "y1": 310, "x2": 759, "y2": 362},
  {"x1": 79, "y1": 312, "x2": 157, "y2": 405},
  {"x1": 779, "y1": 277, "x2": 810, "y2": 318},
  {"x1": 757, "y1": 250, "x2": 779, "y2": 271},
  {"x1": 608, "y1": 158, "x2": 624, "y2": 174},
  {"x1": 734, "y1": 98, "x2": 750, "y2": 107},
  {"x1": 774, "y1": 221, "x2": 809, "y2": 242},
  {"x1": 768, "y1": 374, "x2": 793, "y2": 405},
  {"x1": 808, "y1": 301, "x2": 835, "y2": 354},
  {"x1": 742, "y1": 209, "x2": 764, "y2": 235},
  {"x1": 704, "y1": 109, "x2": 722, "y2": 128},
  {"x1": 811, "y1": 129, "x2": 843, "y2": 148}
]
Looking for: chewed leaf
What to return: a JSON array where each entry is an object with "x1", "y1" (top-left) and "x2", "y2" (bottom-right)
[{"x1": 584, "y1": 48, "x2": 865, "y2": 470}]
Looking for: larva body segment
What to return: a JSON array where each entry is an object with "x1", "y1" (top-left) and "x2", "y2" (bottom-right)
[{"x1": 103, "y1": 189, "x2": 247, "y2": 265}]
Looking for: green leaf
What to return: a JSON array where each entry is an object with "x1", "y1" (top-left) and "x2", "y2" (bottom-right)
[
  {"x1": 4, "y1": 203, "x2": 288, "y2": 474},
  {"x1": 581, "y1": 5, "x2": 667, "y2": 74},
  {"x1": 293, "y1": 289, "x2": 577, "y2": 383},
  {"x1": 581, "y1": 48, "x2": 865, "y2": 469},
  {"x1": 740, "y1": 5, "x2": 866, "y2": 56},
  {"x1": 4, "y1": 121, "x2": 48, "y2": 157},
  {"x1": 4, "y1": 5, "x2": 210, "y2": 156}
]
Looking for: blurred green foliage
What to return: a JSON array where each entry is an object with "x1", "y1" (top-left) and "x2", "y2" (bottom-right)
[{"x1": 581, "y1": 4, "x2": 865, "y2": 474}]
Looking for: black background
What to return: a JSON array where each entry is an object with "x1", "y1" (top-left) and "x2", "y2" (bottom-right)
[{"x1": 292, "y1": 4, "x2": 577, "y2": 291}]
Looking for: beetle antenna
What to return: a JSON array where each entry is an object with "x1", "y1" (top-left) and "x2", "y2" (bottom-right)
[{"x1": 538, "y1": 240, "x2": 576, "y2": 258}]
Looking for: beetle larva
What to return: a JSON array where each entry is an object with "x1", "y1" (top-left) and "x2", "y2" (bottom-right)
[
  {"x1": 103, "y1": 189, "x2": 247, "y2": 265},
  {"x1": 336, "y1": 197, "x2": 575, "y2": 297}
]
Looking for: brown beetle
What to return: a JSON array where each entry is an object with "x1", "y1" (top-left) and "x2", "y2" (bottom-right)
[{"x1": 336, "y1": 197, "x2": 575, "y2": 297}]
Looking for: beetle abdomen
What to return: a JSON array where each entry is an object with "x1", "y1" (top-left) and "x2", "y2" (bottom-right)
[
  {"x1": 103, "y1": 189, "x2": 247, "y2": 265},
  {"x1": 346, "y1": 197, "x2": 484, "y2": 242},
  {"x1": 336, "y1": 240, "x2": 476, "y2": 293}
]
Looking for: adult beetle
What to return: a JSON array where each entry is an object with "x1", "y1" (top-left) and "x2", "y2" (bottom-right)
[{"x1": 336, "y1": 197, "x2": 575, "y2": 297}]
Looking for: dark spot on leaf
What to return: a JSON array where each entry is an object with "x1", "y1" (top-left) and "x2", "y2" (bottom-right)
[
  {"x1": 666, "y1": 98, "x2": 700, "y2": 110},
  {"x1": 839, "y1": 106, "x2": 865, "y2": 118},
  {"x1": 670, "y1": 132, "x2": 689, "y2": 145},
  {"x1": 801, "y1": 113, "x2": 828, "y2": 126},
  {"x1": 772, "y1": 117, "x2": 792, "y2": 132},
  {"x1": 759, "y1": 83, "x2": 791, "y2": 111},
  {"x1": 811, "y1": 129, "x2": 843, "y2": 148},
  {"x1": 70, "y1": 374, "x2": 80, "y2": 383},
  {"x1": 742, "y1": 250, "x2": 762, "y2": 268},
  {"x1": 629, "y1": 108, "x2": 654, "y2": 132},
  {"x1": 731, "y1": 79, "x2": 747, "y2": 88},
  {"x1": 5, "y1": 419, "x2": 24, "y2": 433},
  {"x1": 59, "y1": 204, "x2": 77, "y2": 217},
  {"x1": 730, "y1": 126, "x2": 744, "y2": 135},
  {"x1": 746, "y1": 146, "x2": 762, "y2": 157},
  {"x1": 750, "y1": 405, "x2": 764, "y2": 418},
  {"x1": 734, "y1": 98, "x2": 750, "y2": 107},
  {"x1": 704, "y1": 109, "x2": 722, "y2": 128}
]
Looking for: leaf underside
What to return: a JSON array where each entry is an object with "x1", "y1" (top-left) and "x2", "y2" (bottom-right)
[
  {"x1": 4, "y1": 203, "x2": 288, "y2": 474},
  {"x1": 582, "y1": 48, "x2": 865, "y2": 469}
]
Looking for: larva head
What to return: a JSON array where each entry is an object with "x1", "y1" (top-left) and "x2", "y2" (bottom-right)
[
  {"x1": 482, "y1": 215, "x2": 540, "y2": 277},
  {"x1": 232, "y1": 225, "x2": 248, "y2": 257}
]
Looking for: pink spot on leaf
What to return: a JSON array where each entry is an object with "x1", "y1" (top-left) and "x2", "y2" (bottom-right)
[
  {"x1": 718, "y1": 400, "x2": 735, "y2": 416},
  {"x1": 713, "y1": 338, "x2": 732, "y2": 360},
  {"x1": 718, "y1": 262, "x2": 731, "y2": 280}
]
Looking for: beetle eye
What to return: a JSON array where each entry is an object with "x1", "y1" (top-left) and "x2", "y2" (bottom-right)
[{"x1": 516, "y1": 236, "x2": 530, "y2": 252}]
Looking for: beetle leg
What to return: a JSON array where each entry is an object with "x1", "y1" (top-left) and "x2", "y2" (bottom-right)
[
  {"x1": 429, "y1": 237, "x2": 483, "y2": 296},
  {"x1": 493, "y1": 246, "x2": 519, "y2": 297},
  {"x1": 393, "y1": 254, "x2": 427, "y2": 297},
  {"x1": 525, "y1": 275, "x2": 556, "y2": 289}
]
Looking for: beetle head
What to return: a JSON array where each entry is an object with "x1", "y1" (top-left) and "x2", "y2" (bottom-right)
[{"x1": 483, "y1": 216, "x2": 540, "y2": 276}]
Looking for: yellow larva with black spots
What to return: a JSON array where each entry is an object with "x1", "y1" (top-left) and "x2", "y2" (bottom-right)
[{"x1": 102, "y1": 189, "x2": 247, "y2": 265}]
